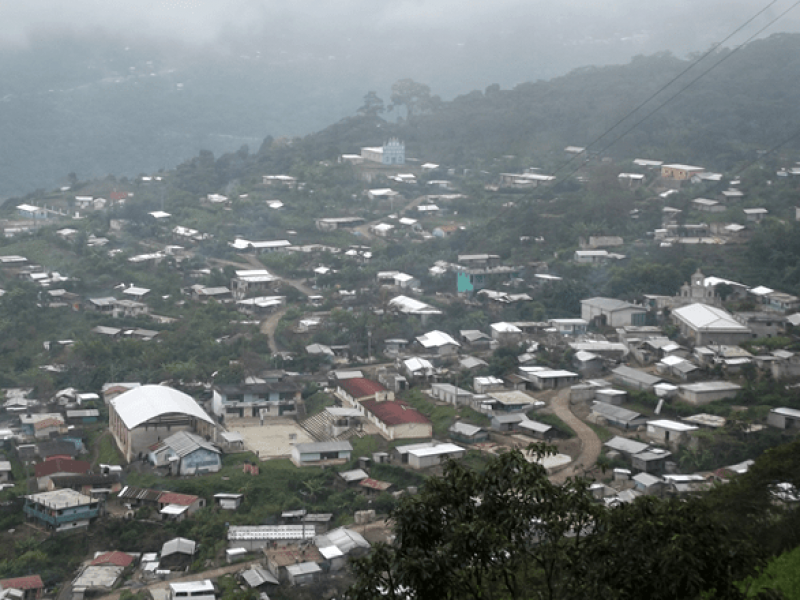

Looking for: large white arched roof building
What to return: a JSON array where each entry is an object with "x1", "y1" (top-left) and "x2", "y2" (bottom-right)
[{"x1": 109, "y1": 385, "x2": 216, "y2": 462}]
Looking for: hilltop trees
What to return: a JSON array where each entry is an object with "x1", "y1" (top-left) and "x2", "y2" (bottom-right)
[
  {"x1": 389, "y1": 78, "x2": 441, "y2": 120},
  {"x1": 357, "y1": 91, "x2": 385, "y2": 117}
]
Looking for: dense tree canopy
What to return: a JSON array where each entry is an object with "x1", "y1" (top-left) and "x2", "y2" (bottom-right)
[{"x1": 346, "y1": 445, "x2": 757, "y2": 600}]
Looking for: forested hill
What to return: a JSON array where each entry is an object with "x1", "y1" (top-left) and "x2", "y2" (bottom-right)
[
  {"x1": 5, "y1": 32, "x2": 800, "y2": 199},
  {"x1": 315, "y1": 33, "x2": 800, "y2": 171}
]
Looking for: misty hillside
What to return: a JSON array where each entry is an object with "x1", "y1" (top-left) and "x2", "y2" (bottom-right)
[
  {"x1": 4, "y1": 32, "x2": 800, "y2": 199},
  {"x1": 317, "y1": 33, "x2": 800, "y2": 171}
]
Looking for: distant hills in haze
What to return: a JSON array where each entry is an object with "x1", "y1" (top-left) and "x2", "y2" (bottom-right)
[{"x1": 3, "y1": 32, "x2": 800, "y2": 199}]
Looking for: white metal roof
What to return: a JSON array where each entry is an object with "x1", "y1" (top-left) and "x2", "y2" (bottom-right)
[
  {"x1": 417, "y1": 330, "x2": 460, "y2": 348},
  {"x1": 169, "y1": 581, "x2": 213, "y2": 594},
  {"x1": 110, "y1": 385, "x2": 214, "y2": 430},
  {"x1": 406, "y1": 442, "x2": 464, "y2": 457},
  {"x1": 162, "y1": 430, "x2": 220, "y2": 458},
  {"x1": 389, "y1": 295, "x2": 442, "y2": 315},
  {"x1": 491, "y1": 322, "x2": 522, "y2": 333},
  {"x1": 772, "y1": 407, "x2": 800, "y2": 419},
  {"x1": 681, "y1": 381, "x2": 741, "y2": 393},
  {"x1": 316, "y1": 526, "x2": 370, "y2": 554},
  {"x1": 605, "y1": 436, "x2": 649, "y2": 455},
  {"x1": 647, "y1": 419, "x2": 698, "y2": 432},
  {"x1": 518, "y1": 420, "x2": 552, "y2": 434},
  {"x1": 672, "y1": 303, "x2": 749, "y2": 332},
  {"x1": 160, "y1": 504, "x2": 189, "y2": 516},
  {"x1": 286, "y1": 562, "x2": 322, "y2": 576},
  {"x1": 162, "y1": 537, "x2": 196, "y2": 556}
]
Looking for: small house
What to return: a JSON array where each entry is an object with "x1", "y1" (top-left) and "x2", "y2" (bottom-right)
[
  {"x1": 0, "y1": 576, "x2": 44, "y2": 600},
  {"x1": 517, "y1": 419, "x2": 555, "y2": 441},
  {"x1": 632, "y1": 472, "x2": 665, "y2": 496},
  {"x1": 591, "y1": 403, "x2": 647, "y2": 430},
  {"x1": 291, "y1": 441, "x2": 352, "y2": 467},
  {"x1": 490, "y1": 413, "x2": 527, "y2": 432},
  {"x1": 394, "y1": 442, "x2": 466, "y2": 469},
  {"x1": 214, "y1": 493, "x2": 243, "y2": 510},
  {"x1": 448, "y1": 421, "x2": 488, "y2": 444},
  {"x1": 767, "y1": 407, "x2": 800, "y2": 430},
  {"x1": 430, "y1": 383, "x2": 473, "y2": 406},
  {"x1": 161, "y1": 538, "x2": 197, "y2": 571},
  {"x1": 646, "y1": 420, "x2": 698, "y2": 447},
  {"x1": 678, "y1": 381, "x2": 742, "y2": 405}
]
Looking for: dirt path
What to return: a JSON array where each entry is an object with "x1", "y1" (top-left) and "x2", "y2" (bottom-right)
[
  {"x1": 549, "y1": 387, "x2": 602, "y2": 484},
  {"x1": 88, "y1": 430, "x2": 111, "y2": 469},
  {"x1": 259, "y1": 306, "x2": 289, "y2": 353}
]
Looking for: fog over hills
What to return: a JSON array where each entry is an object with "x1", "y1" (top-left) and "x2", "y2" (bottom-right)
[{"x1": 1, "y1": 0, "x2": 799, "y2": 197}]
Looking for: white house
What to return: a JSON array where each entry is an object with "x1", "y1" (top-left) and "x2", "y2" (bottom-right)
[{"x1": 581, "y1": 297, "x2": 648, "y2": 328}]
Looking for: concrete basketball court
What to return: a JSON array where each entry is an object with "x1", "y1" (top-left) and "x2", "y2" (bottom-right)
[{"x1": 225, "y1": 418, "x2": 315, "y2": 460}]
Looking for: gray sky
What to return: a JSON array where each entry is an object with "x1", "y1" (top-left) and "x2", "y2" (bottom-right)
[{"x1": 3, "y1": 1, "x2": 800, "y2": 78}]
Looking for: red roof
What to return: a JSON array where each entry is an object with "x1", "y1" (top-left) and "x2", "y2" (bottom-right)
[
  {"x1": 34, "y1": 457, "x2": 91, "y2": 478},
  {"x1": 361, "y1": 399, "x2": 431, "y2": 426},
  {"x1": 360, "y1": 478, "x2": 392, "y2": 491},
  {"x1": 91, "y1": 551, "x2": 135, "y2": 567},
  {"x1": 158, "y1": 492, "x2": 200, "y2": 506},
  {"x1": 0, "y1": 575, "x2": 44, "y2": 591},
  {"x1": 338, "y1": 378, "x2": 387, "y2": 399},
  {"x1": 34, "y1": 417, "x2": 64, "y2": 430}
]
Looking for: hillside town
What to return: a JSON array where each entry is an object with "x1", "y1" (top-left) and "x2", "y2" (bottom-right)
[{"x1": 1, "y1": 135, "x2": 800, "y2": 600}]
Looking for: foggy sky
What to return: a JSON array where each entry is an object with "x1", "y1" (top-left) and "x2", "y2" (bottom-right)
[{"x1": 3, "y1": 0, "x2": 800, "y2": 94}]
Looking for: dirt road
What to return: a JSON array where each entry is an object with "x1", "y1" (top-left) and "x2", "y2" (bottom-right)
[{"x1": 548, "y1": 387, "x2": 602, "y2": 484}]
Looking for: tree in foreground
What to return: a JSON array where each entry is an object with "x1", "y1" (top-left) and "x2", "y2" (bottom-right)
[{"x1": 346, "y1": 445, "x2": 757, "y2": 600}]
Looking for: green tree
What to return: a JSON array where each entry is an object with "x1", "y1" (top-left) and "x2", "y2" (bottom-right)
[
  {"x1": 347, "y1": 446, "x2": 758, "y2": 600},
  {"x1": 581, "y1": 496, "x2": 753, "y2": 600},
  {"x1": 346, "y1": 446, "x2": 601, "y2": 600},
  {"x1": 389, "y1": 78, "x2": 439, "y2": 120},
  {"x1": 358, "y1": 91, "x2": 385, "y2": 117}
]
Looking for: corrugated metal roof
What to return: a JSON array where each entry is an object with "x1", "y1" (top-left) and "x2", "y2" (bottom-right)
[
  {"x1": 417, "y1": 330, "x2": 460, "y2": 348},
  {"x1": 110, "y1": 385, "x2": 214, "y2": 430},
  {"x1": 605, "y1": 436, "x2": 649, "y2": 455},
  {"x1": 406, "y1": 443, "x2": 464, "y2": 457},
  {"x1": 241, "y1": 566, "x2": 279, "y2": 587},
  {"x1": 339, "y1": 469, "x2": 368, "y2": 483},
  {"x1": 449, "y1": 421, "x2": 483, "y2": 436},
  {"x1": 518, "y1": 420, "x2": 552, "y2": 434},
  {"x1": 161, "y1": 537, "x2": 196, "y2": 557},
  {"x1": 228, "y1": 525, "x2": 316, "y2": 541},
  {"x1": 162, "y1": 430, "x2": 220, "y2": 458},
  {"x1": 672, "y1": 303, "x2": 749, "y2": 332},
  {"x1": 315, "y1": 527, "x2": 370, "y2": 554},
  {"x1": 581, "y1": 297, "x2": 646, "y2": 312},
  {"x1": 286, "y1": 562, "x2": 322, "y2": 576},
  {"x1": 591, "y1": 402, "x2": 643, "y2": 423}
]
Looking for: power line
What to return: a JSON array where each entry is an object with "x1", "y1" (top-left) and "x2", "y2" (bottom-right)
[
  {"x1": 558, "y1": 0, "x2": 784, "y2": 174},
  {"x1": 589, "y1": 0, "x2": 800, "y2": 159},
  {"x1": 461, "y1": 0, "x2": 800, "y2": 248}
]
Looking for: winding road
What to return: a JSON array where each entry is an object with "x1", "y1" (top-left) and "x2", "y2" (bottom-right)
[{"x1": 548, "y1": 387, "x2": 602, "y2": 484}]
